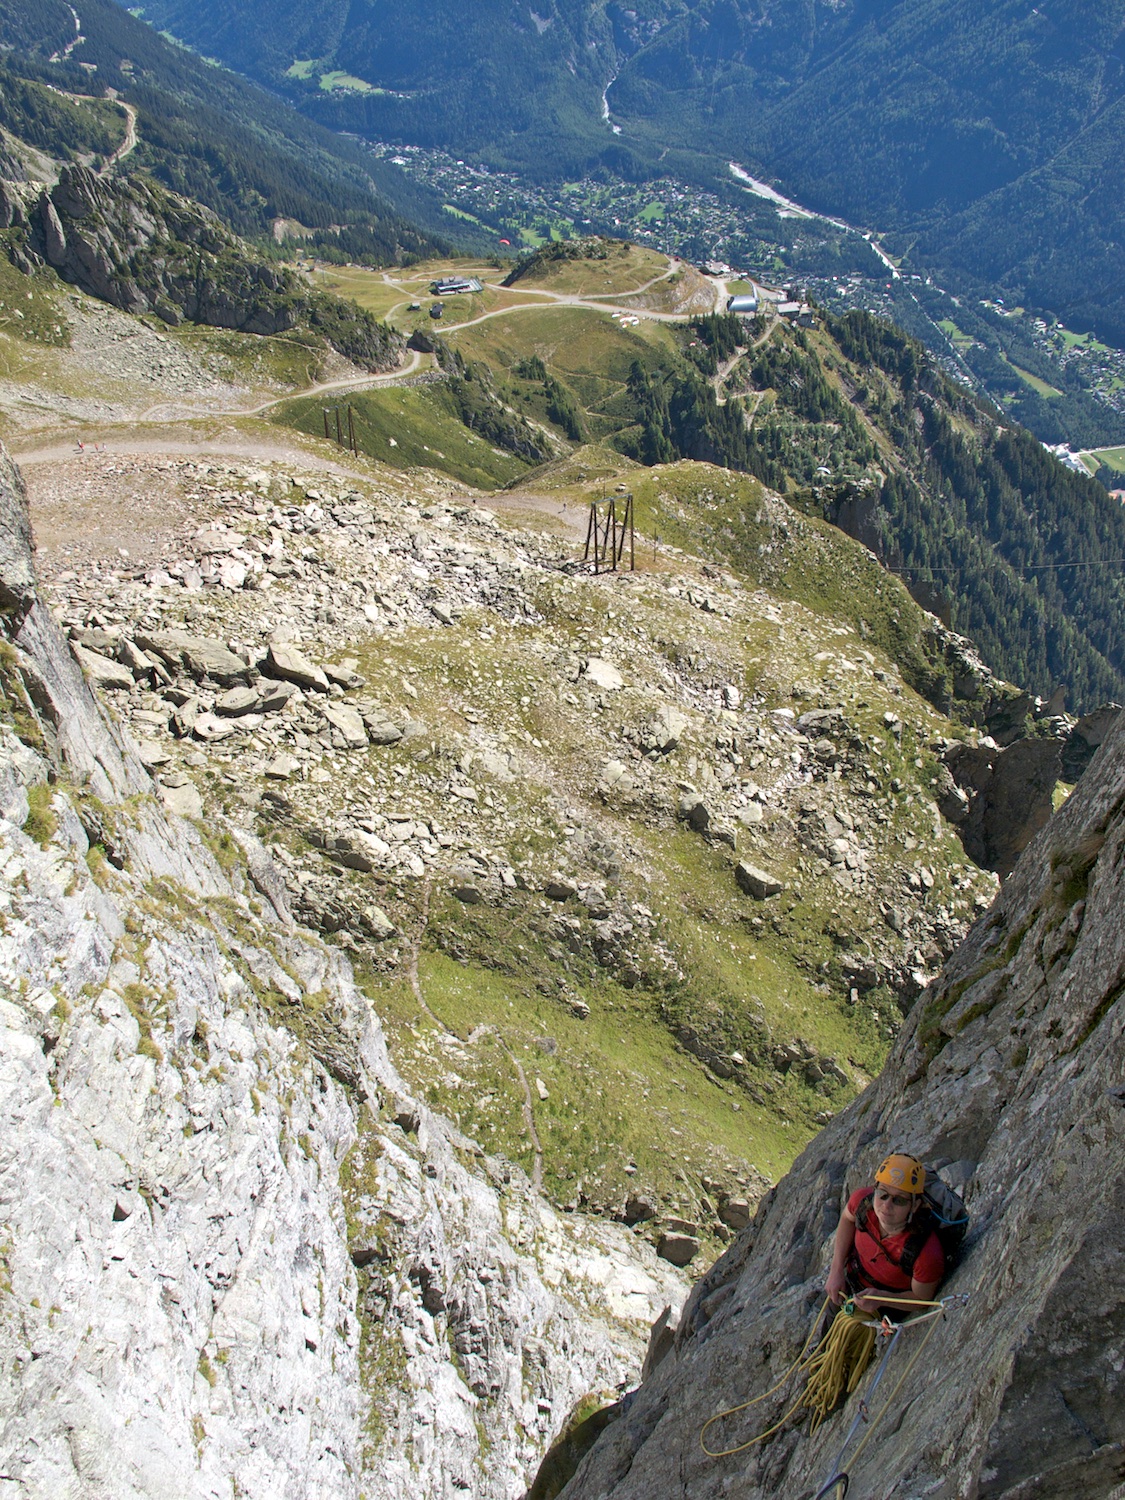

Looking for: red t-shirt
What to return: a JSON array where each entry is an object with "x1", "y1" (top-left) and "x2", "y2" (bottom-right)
[{"x1": 846, "y1": 1186, "x2": 944, "y2": 1290}]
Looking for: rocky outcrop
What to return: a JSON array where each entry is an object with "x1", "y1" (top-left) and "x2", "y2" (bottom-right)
[
  {"x1": 12, "y1": 166, "x2": 404, "y2": 371},
  {"x1": 0, "y1": 445, "x2": 686, "y2": 1496},
  {"x1": 0, "y1": 447, "x2": 148, "y2": 801},
  {"x1": 942, "y1": 708, "x2": 1121, "y2": 877},
  {"x1": 944, "y1": 733, "x2": 1064, "y2": 877},
  {"x1": 560, "y1": 710, "x2": 1125, "y2": 1498}
]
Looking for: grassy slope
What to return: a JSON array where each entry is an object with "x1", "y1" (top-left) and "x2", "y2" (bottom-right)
[
  {"x1": 3, "y1": 239, "x2": 1001, "y2": 1241},
  {"x1": 269, "y1": 384, "x2": 529, "y2": 490},
  {"x1": 289, "y1": 494, "x2": 991, "y2": 1227}
]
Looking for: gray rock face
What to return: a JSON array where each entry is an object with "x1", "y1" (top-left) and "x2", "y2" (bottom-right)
[
  {"x1": 0, "y1": 443, "x2": 686, "y2": 1500},
  {"x1": 23, "y1": 167, "x2": 404, "y2": 372},
  {"x1": 561, "y1": 711, "x2": 1125, "y2": 1500},
  {"x1": 0, "y1": 449, "x2": 148, "y2": 801},
  {"x1": 946, "y1": 734, "x2": 1063, "y2": 876}
]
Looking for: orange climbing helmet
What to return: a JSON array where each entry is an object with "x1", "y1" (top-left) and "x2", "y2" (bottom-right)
[{"x1": 875, "y1": 1154, "x2": 925, "y2": 1194}]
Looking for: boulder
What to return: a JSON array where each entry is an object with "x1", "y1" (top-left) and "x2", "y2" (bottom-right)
[
  {"x1": 117, "y1": 639, "x2": 157, "y2": 679},
  {"x1": 332, "y1": 831, "x2": 390, "y2": 873},
  {"x1": 321, "y1": 703, "x2": 368, "y2": 748},
  {"x1": 656, "y1": 1233, "x2": 700, "y2": 1268},
  {"x1": 583, "y1": 658, "x2": 624, "y2": 691},
  {"x1": 735, "y1": 861, "x2": 785, "y2": 900},
  {"x1": 718, "y1": 1198, "x2": 751, "y2": 1232},
  {"x1": 217, "y1": 559, "x2": 248, "y2": 591},
  {"x1": 135, "y1": 740, "x2": 170, "y2": 769},
  {"x1": 72, "y1": 646, "x2": 134, "y2": 691},
  {"x1": 624, "y1": 1195, "x2": 658, "y2": 1225},
  {"x1": 267, "y1": 643, "x2": 329, "y2": 693},
  {"x1": 159, "y1": 780, "x2": 203, "y2": 819},
  {"x1": 678, "y1": 794, "x2": 712, "y2": 833},
  {"x1": 192, "y1": 712, "x2": 239, "y2": 743},
  {"x1": 600, "y1": 759, "x2": 632, "y2": 789},
  {"x1": 192, "y1": 529, "x2": 245, "y2": 555},
  {"x1": 323, "y1": 660, "x2": 363, "y2": 690},
  {"x1": 363, "y1": 905, "x2": 396, "y2": 940},
  {"x1": 214, "y1": 686, "x2": 262, "y2": 717},
  {"x1": 360, "y1": 708, "x2": 404, "y2": 745},
  {"x1": 646, "y1": 704, "x2": 687, "y2": 753},
  {"x1": 136, "y1": 630, "x2": 251, "y2": 687},
  {"x1": 256, "y1": 679, "x2": 299, "y2": 714}
]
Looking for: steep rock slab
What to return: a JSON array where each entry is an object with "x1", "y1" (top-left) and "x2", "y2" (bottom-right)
[{"x1": 561, "y1": 712, "x2": 1125, "y2": 1499}]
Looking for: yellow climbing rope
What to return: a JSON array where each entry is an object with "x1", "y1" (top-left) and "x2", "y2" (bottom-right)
[
  {"x1": 831, "y1": 1304, "x2": 944, "y2": 1479},
  {"x1": 802, "y1": 1307, "x2": 877, "y2": 1431},
  {"x1": 699, "y1": 1295, "x2": 948, "y2": 1460},
  {"x1": 699, "y1": 1296, "x2": 832, "y2": 1458}
]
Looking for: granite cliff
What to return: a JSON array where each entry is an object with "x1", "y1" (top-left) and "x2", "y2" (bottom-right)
[{"x1": 558, "y1": 689, "x2": 1125, "y2": 1496}]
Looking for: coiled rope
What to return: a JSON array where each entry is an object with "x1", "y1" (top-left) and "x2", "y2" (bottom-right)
[
  {"x1": 803, "y1": 1308, "x2": 878, "y2": 1431},
  {"x1": 699, "y1": 1296, "x2": 833, "y2": 1459},
  {"x1": 700, "y1": 1294, "x2": 952, "y2": 1462},
  {"x1": 816, "y1": 1296, "x2": 967, "y2": 1500}
]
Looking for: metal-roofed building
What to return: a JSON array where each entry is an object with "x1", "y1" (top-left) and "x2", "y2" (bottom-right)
[{"x1": 430, "y1": 276, "x2": 483, "y2": 296}]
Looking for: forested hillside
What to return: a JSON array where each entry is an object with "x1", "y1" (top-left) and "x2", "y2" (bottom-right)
[
  {"x1": 136, "y1": 0, "x2": 617, "y2": 168},
  {"x1": 634, "y1": 314, "x2": 1125, "y2": 709},
  {"x1": 612, "y1": 0, "x2": 1125, "y2": 343},
  {"x1": 433, "y1": 275, "x2": 1125, "y2": 709},
  {"x1": 0, "y1": 0, "x2": 447, "y2": 264}
]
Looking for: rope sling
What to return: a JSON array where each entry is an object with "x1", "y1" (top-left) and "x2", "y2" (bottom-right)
[{"x1": 700, "y1": 1294, "x2": 967, "y2": 1466}]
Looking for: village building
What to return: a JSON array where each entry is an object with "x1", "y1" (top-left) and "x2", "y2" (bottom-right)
[{"x1": 430, "y1": 276, "x2": 483, "y2": 296}]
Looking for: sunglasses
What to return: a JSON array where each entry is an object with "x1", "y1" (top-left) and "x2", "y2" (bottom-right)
[{"x1": 875, "y1": 1188, "x2": 913, "y2": 1208}]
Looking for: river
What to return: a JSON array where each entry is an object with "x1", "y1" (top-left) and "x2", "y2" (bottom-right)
[{"x1": 728, "y1": 162, "x2": 900, "y2": 279}]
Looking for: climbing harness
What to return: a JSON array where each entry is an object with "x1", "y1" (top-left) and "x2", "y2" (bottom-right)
[{"x1": 699, "y1": 1292, "x2": 969, "y2": 1470}]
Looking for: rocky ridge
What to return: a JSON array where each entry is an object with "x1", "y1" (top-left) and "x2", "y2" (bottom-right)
[
  {"x1": 4, "y1": 165, "x2": 405, "y2": 372},
  {"x1": 0, "y1": 443, "x2": 688, "y2": 1499},
  {"x1": 556, "y1": 701, "x2": 1125, "y2": 1498}
]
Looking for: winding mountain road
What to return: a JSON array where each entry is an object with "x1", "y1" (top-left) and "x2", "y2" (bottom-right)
[{"x1": 100, "y1": 102, "x2": 138, "y2": 176}]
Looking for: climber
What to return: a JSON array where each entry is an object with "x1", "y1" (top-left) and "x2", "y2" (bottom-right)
[{"x1": 825, "y1": 1154, "x2": 944, "y2": 1316}]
